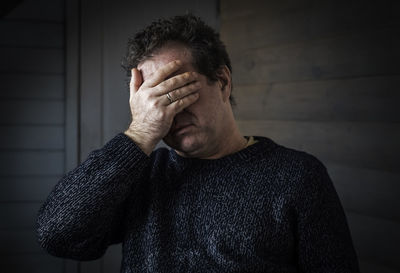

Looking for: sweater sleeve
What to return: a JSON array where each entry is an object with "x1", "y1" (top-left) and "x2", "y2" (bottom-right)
[
  {"x1": 295, "y1": 158, "x2": 360, "y2": 273},
  {"x1": 36, "y1": 133, "x2": 151, "y2": 260}
]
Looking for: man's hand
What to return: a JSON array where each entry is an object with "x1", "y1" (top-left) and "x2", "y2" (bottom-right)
[{"x1": 124, "y1": 60, "x2": 201, "y2": 155}]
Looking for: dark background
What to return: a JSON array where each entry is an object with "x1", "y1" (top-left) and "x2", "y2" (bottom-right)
[{"x1": 0, "y1": 0, "x2": 399, "y2": 272}]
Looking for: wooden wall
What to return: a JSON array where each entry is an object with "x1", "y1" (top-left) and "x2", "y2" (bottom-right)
[
  {"x1": 0, "y1": 0, "x2": 67, "y2": 272},
  {"x1": 220, "y1": 0, "x2": 400, "y2": 272}
]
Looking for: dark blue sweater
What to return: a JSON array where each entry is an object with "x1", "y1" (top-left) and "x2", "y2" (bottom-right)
[{"x1": 37, "y1": 133, "x2": 360, "y2": 272}]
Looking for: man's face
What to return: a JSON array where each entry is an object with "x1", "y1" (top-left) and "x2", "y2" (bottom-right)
[{"x1": 137, "y1": 42, "x2": 231, "y2": 158}]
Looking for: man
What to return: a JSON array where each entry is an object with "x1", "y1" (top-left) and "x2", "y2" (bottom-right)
[{"x1": 37, "y1": 14, "x2": 360, "y2": 272}]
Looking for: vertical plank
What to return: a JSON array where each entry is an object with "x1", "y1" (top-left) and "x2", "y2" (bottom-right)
[
  {"x1": 102, "y1": 244, "x2": 122, "y2": 273},
  {"x1": 65, "y1": 0, "x2": 80, "y2": 173},
  {"x1": 80, "y1": 0, "x2": 104, "y2": 160}
]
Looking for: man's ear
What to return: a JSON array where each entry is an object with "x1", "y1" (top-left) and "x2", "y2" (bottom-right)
[{"x1": 216, "y1": 65, "x2": 232, "y2": 103}]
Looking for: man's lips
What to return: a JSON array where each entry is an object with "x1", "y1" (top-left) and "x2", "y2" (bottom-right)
[
  {"x1": 172, "y1": 123, "x2": 194, "y2": 134},
  {"x1": 171, "y1": 111, "x2": 195, "y2": 134}
]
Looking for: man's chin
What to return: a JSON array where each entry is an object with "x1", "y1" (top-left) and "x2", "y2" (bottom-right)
[{"x1": 164, "y1": 134, "x2": 200, "y2": 156}]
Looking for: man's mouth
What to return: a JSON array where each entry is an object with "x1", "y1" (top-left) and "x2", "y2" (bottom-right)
[
  {"x1": 172, "y1": 123, "x2": 194, "y2": 135},
  {"x1": 170, "y1": 111, "x2": 196, "y2": 135}
]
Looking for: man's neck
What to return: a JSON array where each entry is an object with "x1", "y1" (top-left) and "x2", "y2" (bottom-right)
[
  {"x1": 198, "y1": 125, "x2": 247, "y2": 160},
  {"x1": 212, "y1": 131, "x2": 247, "y2": 159}
]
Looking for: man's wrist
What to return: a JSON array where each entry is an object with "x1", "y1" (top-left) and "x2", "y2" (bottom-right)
[{"x1": 124, "y1": 129, "x2": 156, "y2": 156}]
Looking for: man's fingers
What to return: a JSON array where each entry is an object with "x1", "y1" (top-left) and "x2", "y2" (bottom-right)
[
  {"x1": 164, "y1": 80, "x2": 201, "y2": 104},
  {"x1": 169, "y1": 92, "x2": 200, "y2": 114},
  {"x1": 143, "y1": 60, "x2": 182, "y2": 88},
  {"x1": 130, "y1": 68, "x2": 143, "y2": 92},
  {"x1": 154, "y1": 71, "x2": 198, "y2": 96}
]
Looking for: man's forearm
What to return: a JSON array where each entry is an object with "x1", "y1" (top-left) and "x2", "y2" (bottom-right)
[{"x1": 36, "y1": 133, "x2": 150, "y2": 260}]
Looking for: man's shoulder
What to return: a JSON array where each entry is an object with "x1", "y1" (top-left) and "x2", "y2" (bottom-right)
[
  {"x1": 249, "y1": 137, "x2": 331, "y2": 199},
  {"x1": 252, "y1": 136, "x2": 327, "y2": 175}
]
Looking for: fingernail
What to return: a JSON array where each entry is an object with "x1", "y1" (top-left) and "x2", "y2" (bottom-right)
[{"x1": 175, "y1": 60, "x2": 181, "y2": 65}]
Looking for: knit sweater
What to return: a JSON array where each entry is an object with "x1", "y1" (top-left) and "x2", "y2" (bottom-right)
[{"x1": 37, "y1": 133, "x2": 360, "y2": 273}]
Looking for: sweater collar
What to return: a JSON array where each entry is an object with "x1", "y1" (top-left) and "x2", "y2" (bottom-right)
[{"x1": 168, "y1": 136, "x2": 277, "y2": 169}]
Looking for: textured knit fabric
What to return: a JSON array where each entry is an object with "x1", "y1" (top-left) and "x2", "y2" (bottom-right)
[{"x1": 37, "y1": 133, "x2": 360, "y2": 273}]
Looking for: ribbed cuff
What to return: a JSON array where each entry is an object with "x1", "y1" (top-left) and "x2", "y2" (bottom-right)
[{"x1": 100, "y1": 133, "x2": 151, "y2": 174}]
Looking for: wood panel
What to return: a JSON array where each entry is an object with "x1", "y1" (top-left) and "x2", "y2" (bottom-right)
[
  {"x1": 359, "y1": 260, "x2": 399, "y2": 273},
  {"x1": 233, "y1": 76, "x2": 400, "y2": 122},
  {"x1": 80, "y1": 261, "x2": 102, "y2": 273},
  {"x1": 102, "y1": 244, "x2": 123, "y2": 273},
  {"x1": 348, "y1": 212, "x2": 400, "y2": 271},
  {"x1": 220, "y1": 0, "x2": 308, "y2": 20},
  {"x1": 0, "y1": 151, "x2": 64, "y2": 176},
  {"x1": 0, "y1": 229, "x2": 42, "y2": 254},
  {"x1": 0, "y1": 126, "x2": 64, "y2": 150},
  {"x1": 0, "y1": 100, "x2": 64, "y2": 125},
  {"x1": 221, "y1": 0, "x2": 400, "y2": 50},
  {"x1": 0, "y1": 254, "x2": 63, "y2": 273},
  {"x1": 0, "y1": 202, "x2": 42, "y2": 229},
  {"x1": 221, "y1": 0, "x2": 400, "y2": 22},
  {"x1": 80, "y1": 0, "x2": 104, "y2": 159},
  {"x1": 0, "y1": 48, "x2": 64, "y2": 74},
  {"x1": 237, "y1": 120, "x2": 400, "y2": 172},
  {"x1": 230, "y1": 27, "x2": 400, "y2": 85},
  {"x1": 0, "y1": 0, "x2": 68, "y2": 272},
  {"x1": 0, "y1": 74, "x2": 64, "y2": 100},
  {"x1": 0, "y1": 176, "x2": 59, "y2": 202},
  {"x1": 327, "y1": 163, "x2": 400, "y2": 222},
  {"x1": 64, "y1": 0, "x2": 80, "y2": 174},
  {"x1": 5, "y1": 0, "x2": 64, "y2": 22},
  {"x1": 0, "y1": 21, "x2": 63, "y2": 48}
]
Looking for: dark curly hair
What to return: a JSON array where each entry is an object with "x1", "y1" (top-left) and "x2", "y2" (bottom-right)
[{"x1": 122, "y1": 14, "x2": 235, "y2": 105}]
